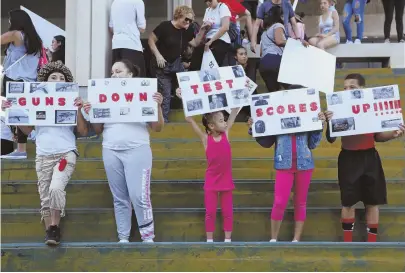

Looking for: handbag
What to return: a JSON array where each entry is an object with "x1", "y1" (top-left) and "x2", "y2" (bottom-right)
[{"x1": 162, "y1": 32, "x2": 185, "y2": 74}]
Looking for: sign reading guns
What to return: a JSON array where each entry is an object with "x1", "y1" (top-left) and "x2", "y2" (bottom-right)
[
  {"x1": 326, "y1": 85, "x2": 403, "y2": 137},
  {"x1": 5, "y1": 81, "x2": 79, "y2": 126},
  {"x1": 88, "y1": 78, "x2": 158, "y2": 123},
  {"x1": 176, "y1": 65, "x2": 252, "y2": 117},
  {"x1": 251, "y1": 88, "x2": 323, "y2": 137}
]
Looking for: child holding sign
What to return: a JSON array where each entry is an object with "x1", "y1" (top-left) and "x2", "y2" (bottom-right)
[
  {"x1": 176, "y1": 88, "x2": 239, "y2": 242},
  {"x1": 247, "y1": 85, "x2": 326, "y2": 242}
]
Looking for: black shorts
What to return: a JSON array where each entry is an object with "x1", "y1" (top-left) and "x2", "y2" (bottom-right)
[
  {"x1": 112, "y1": 48, "x2": 146, "y2": 77},
  {"x1": 338, "y1": 148, "x2": 387, "y2": 207}
]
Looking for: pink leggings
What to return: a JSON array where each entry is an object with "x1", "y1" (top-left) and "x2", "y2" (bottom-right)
[
  {"x1": 271, "y1": 169, "x2": 313, "y2": 222},
  {"x1": 204, "y1": 190, "x2": 233, "y2": 232}
]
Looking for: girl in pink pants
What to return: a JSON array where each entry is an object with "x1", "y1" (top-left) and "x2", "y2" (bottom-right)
[
  {"x1": 177, "y1": 88, "x2": 240, "y2": 242},
  {"x1": 248, "y1": 86, "x2": 326, "y2": 242}
]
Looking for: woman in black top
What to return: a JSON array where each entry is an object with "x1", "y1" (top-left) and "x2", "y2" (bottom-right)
[{"x1": 148, "y1": 6, "x2": 208, "y2": 122}]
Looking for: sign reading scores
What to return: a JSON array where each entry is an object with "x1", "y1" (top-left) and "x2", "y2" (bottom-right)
[
  {"x1": 88, "y1": 78, "x2": 158, "y2": 123},
  {"x1": 6, "y1": 81, "x2": 78, "y2": 126},
  {"x1": 251, "y1": 88, "x2": 323, "y2": 137},
  {"x1": 176, "y1": 65, "x2": 249, "y2": 117},
  {"x1": 327, "y1": 85, "x2": 403, "y2": 137}
]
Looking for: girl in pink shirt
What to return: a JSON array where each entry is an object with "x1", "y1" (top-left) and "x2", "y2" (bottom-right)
[{"x1": 177, "y1": 88, "x2": 239, "y2": 242}]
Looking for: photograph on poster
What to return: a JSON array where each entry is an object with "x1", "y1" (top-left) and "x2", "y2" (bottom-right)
[
  {"x1": 331, "y1": 117, "x2": 355, "y2": 133},
  {"x1": 350, "y1": 90, "x2": 364, "y2": 99},
  {"x1": 141, "y1": 80, "x2": 151, "y2": 87},
  {"x1": 187, "y1": 99, "x2": 203, "y2": 112},
  {"x1": 327, "y1": 93, "x2": 343, "y2": 105},
  {"x1": 281, "y1": 117, "x2": 301, "y2": 129},
  {"x1": 7, "y1": 98, "x2": 17, "y2": 105},
  {"x1": 36, "y1": 111, "x2": 46, "y2": 120},
  {"x1": 56, "y1": 83, "x2": 78, "y2": 92},
  {"x1": 381, "y1": 118, "x2": 402, "y2": 129},
  {"x1": 252, "y1": 95, "x2": 270, "y2": 106},
  {"x1": 93, "y1": 108, "x2": 111, "y2": 119},
  {"x1": 232, "y1": 89, "x2": 249, "y2": 105},
  {"x1": 55, "y1": 110, "x2": 77, "y2": 124},
  {"x1": 307, "y1": 89, "x2": 316, "y2": 95},
  {"x1": 8, "y1": 82, "x2": 25, "y2": 94},
  {"x1": 199, "y1": 69, "x2": 221, "y2": 82},
  {"x1": 232, "y1": 66, "x2": 245, "y2": 78},
  {"x1": 255, "y1": 120, "x2": 266, "y2": 134},
  {"x1": 372, "y1": 86, "x2": 394, "y2": 100},
  {"x1": 209, "y1": 94, "x2": 228, "y2": 110},
  {"x1": 30, "y1": 83, "x2": 49, "y2": 94},
  {"x1": 120, "y1": 107, "x2": 130, "y2": 116},
  {"x1": 8, "y1": 109, "x2": 29, "y2": 124},
  {"x1": 179, "y1": 76, "x2": 190, "y2": 82},
  {"x1": 142, "y1": 107, "x2": 155, "y2": 116}
]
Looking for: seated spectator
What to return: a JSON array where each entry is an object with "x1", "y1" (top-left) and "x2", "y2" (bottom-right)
[
  {"x1": 109, "y1": 0, "x2": 147, "y2": 76},
  {"x1": 382, "y1": 0, "x2": 405, "y2": 43},
  {"x1": 251, "y1": 0, "x2": 300, "y2": 53},
  {"x1": 50, "y1": 35, "x2": 65, "y2": 63},
  {"x1": 234, "y1": 45, "x2": 256, "y2": 83},
  {"x1": 342, "y1": 0, "x2": 370, "y2": 44},
  {"x1": 309, "y1": 0, "x2": 340, "y2": 50}
]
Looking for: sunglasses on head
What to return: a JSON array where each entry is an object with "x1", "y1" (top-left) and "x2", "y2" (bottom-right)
[{"x1": 185, "y1": 17, "x2": 193, "y2": 23}]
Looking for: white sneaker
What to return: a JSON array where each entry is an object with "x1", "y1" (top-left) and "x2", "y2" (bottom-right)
[
  {"x1": 292, "y1": 240, "x2": 299, "y2": 242},
  {"x1": 269, "y1": 239, "x2": 277, "y2": 242},
  {"x1": 346, "y1": 40, "x2": 353, "y2": 44},
  {"x1": 400, "y1": 39, "x2": 405, "y2": 43},
  {"x1": 224, "y1": 239, "x2": 231, "y2": 243},
  {"x1": 384, "y1": 39, "x2": 390, "y2": 43},
  {"x1": 206, "y1": 239, "x2": 214, "y2": 243},
  {"x1": 143, "y1": 239, "x2": 154, "y2": 243},
  {"x1": 119, "y1": 239, "x2": 129, "y2": 243},
  {"x1": 354, "y1": 39, "x2": 361, "y2": 44}
]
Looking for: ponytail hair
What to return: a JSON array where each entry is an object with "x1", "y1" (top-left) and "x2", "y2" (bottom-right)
[{"x1": 202, "y1": 113, "x2": 214, "y2": 134}]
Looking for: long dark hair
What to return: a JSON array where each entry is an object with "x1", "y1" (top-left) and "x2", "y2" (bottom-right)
[
  {"x1": 115, "y1": 59, "x2": 141, "y2": 78},
  {"x1": 263, "y1": 6, "x2": 284, "y2": 29},
  {"x1": 6, "y1": 9, "x2": 42, "y2": 56},
  {"x1": 51, "y1": 35, "x2": 65, "y2": 63}
]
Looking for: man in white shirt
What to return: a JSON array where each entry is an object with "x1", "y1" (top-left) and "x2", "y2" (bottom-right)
[{"x1": 109, "y1": 0, "x2": 147, "y2": 76}]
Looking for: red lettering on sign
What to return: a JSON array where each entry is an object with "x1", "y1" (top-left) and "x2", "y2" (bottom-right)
[
  {"x1": 363, "y1": 103, "x2": 370, "y2": 113},
  {"x1": 190, "y1": 85, "x2": 199, "y2": 95},
  {"x1": 266, "y1": 107, "x2": 273, "y2": 115},
  {"x1": 276, "y1": 105, "x2": 285, "y2": 114},
  {"x1": 124, "y1": 93, "x2": 134, "y2": 102},
  {"x1": 225, "y1": 79, "x2": 233, "y2": 88},
  {"x1": 99, "y1": 94, "x2": 107, "y2": 103},
  {"x1": 18, "y1": 97, "x2": 26, "y2": 106},
  {"x1": 139, "y1": 92, "x2": 147, "y2": 102},
  {"x1": 299, "y1": 104, "x2": 307, "y2": 112},
  {"x1": 32, "y1": 97, "x2": 40, "y2": 106},
  {"x1": 256, "y1": 108, "x2": 263, "y2": 117},
  {"x1": 203, "y1": 83, "x2": 212, "y2": 93},
  {"x1": 111, "y1": 93, "x2": 120, "y2": 102},
  {"x1": 58, "y1": 98, "x2": 66, "y2": 106},
  {"x1": 287, "y1": 104, "x2": 296, "y2": 113},
  {"x1": 45, "y1": 97, "x2": 54, "y2": 106},
  {"x1": 215, "y1": 81, "x2": 223, "y2": 91}
]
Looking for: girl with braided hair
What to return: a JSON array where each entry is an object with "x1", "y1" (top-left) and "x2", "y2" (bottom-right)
[
  {"x1": 176, "y1": 88, "x2": 239, "y2": 242},
  {"x1": 3, "y1": 61, "x2": 88, "y2": 245}
]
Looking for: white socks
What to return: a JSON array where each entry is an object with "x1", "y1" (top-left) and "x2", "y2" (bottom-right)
[{"x1": 207, "y1": 239, "x2": 214, "y2": 243}]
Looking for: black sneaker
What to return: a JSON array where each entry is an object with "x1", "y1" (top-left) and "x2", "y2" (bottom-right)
[
  {"x1": 44, "y1": 229, "x2": 50, "y2": 245},
  {"x1": 46, "y1": 225, "x2": 61, "y2": 246}
]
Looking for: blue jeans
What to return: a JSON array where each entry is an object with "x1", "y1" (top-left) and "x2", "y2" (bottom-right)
[{"x1": 342, "y1": 0, "x2": 366, "y2": 41}]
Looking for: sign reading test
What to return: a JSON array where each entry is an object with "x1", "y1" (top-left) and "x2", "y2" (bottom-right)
[
  {"x1": 5, "y1": 81, "x2": 78, "y2": 126},
  {"x1": 251, "y1": 88, "x2": 323, "y2": 137},
  {"x1": 176, "y1": 65, "x2": 251, "y2": 117},
  {"x1": 88, "y1": 78, "x2": 158, "y2": 123},
  {"x1": 327, "y1": 85, "x2": 403, "y2": 137}
]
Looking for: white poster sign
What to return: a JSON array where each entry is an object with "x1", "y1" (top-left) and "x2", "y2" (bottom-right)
[
  {"x1": 88, "y1": 78, "x2": 158, "y2": 123},
  {"x1": 251, "y1": 88, "x2": 322, "y2": 137},
  {"x1": 278, "y1": 38, "x2": 336, "y2": 94},
  {"x1": 177, "y1": 65, "x2": 248, "y2": 117},
  {"x1": 5, "y1": 82, "x2": 78, "y2": 126},
  {"x1": 21, "y1": 6, "x2": 66, "y2": 50},
  {"x1": 201, "y1": 50, "x2": 219, "y2": 70},
  {"x1": 327, "y1": 85, "x2": 403, "y2": 137}
]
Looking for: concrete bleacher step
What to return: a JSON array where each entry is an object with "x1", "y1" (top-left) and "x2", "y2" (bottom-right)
[
  {"x1": 1, "y1": 158, "x2": 404, "y2": 181},
  {"x1": 2, "y1": 179, "x2": 405, "y2": 209},
  {"x1": 25, "y1": 139, "x2": 405, "y2": 159},
  {"x1": 2, "y1": 207, "x2": 404, "y2": 243},
  {"x1": 2, "y1": 242, "x2": 404, "y2": 271}
]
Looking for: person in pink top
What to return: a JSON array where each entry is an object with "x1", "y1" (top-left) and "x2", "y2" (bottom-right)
[{"x1": 176, "y1": 88, "x2": 239, "y2": 242}]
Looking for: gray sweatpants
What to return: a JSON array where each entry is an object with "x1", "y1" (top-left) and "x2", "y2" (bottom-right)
[{"x1": 102, "y1": 145, "x2": 154, "y2": 241}]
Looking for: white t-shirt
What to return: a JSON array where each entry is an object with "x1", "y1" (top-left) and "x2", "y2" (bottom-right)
[
  {"x1": 203, "y1": 3, "x2": 232, "y2": 44},
  {"x1": 35, "y1": 126, "x2": 77, "y2": 156},
  {"x1": 109, "y1": 0, "x2": 146, "y2": 52},
  {"x1": 102, "y1": 123, "x2": 150, "y2": 150}
]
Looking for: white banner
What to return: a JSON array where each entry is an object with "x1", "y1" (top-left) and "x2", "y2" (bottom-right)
[
  {"x1": 177, "y1": 65, "x2": 248, "y2": 117},
  {"x1": 5, "y1": 82, "x2": 78, "y2": 126},
  {"x1": 327, "y1": 85, "x2": 403, "y2": 137},
  {"x1": 88, "y1": 78, "x2": 158, "y2": 123},
  {"x1": 251, "y1": 88, "x2": 322, "y2": 137},
  {"x1": 21, "y1": 6, "x2": 65, "y2": 50},
  {"x1": 278, "y1": 38, "x2": 336, "y2": 94}
]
